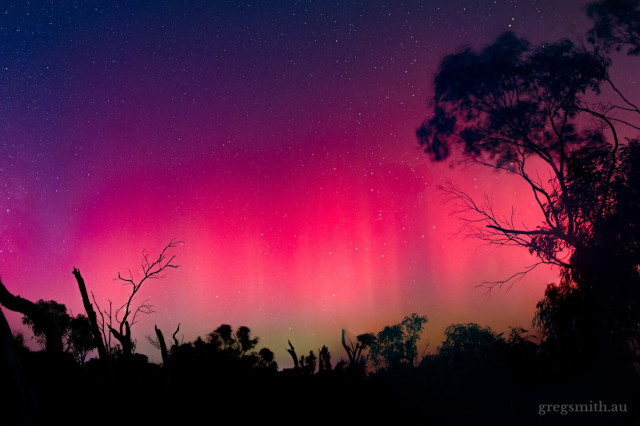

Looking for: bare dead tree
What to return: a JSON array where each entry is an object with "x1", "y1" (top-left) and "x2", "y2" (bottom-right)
[
  {"x1": 91, "y1": 294, "x2": 115, "y2": 355},
  {"x1": 341, "y1": 329, "x2": 373, "y2": 366},
  {"x1": 171, "y1": 323, "x2": 180, "y2": 347},
  {"x1": 72, "y1": 268, "x2": 108, "y2": 360},
  {"x1": 146, "y1": 323, "x2": 180, "y2": 365},
  {"x1": 341, "y1": 329, "x2": 361, "y2": 365},
  {"x1": 154, "y1": 325, "x2": 169, "y2": 366},
  {"x1": 145, "y1": 333, "x2": 162, "y2": 350},
  {"x1": 286, "y1": 340, "x2": 299, "y2": 370},
  {"x1": 108, "y1": 239, "x2": 182, "y2": 358}
]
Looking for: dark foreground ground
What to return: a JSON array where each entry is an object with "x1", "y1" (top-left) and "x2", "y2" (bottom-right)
[{"x1": 3, "y1": 350, "x2": 639, "y2": 426}]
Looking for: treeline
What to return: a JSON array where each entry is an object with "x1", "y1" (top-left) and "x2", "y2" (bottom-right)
[
  {"x1": 2, "y1": 307, "x2": 639, "y2": 425},
  {"x1": 0, "y1": 237, "x2": 637, "y2": 424}
]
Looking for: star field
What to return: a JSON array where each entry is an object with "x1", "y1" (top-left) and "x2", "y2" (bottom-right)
[{"x1": 0, "y1": 1, "x2": 616, "y2": 365}]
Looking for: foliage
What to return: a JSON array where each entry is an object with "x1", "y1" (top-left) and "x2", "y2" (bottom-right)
[
  {"x1": 318, "y1": 345, "x2": 331, "y2": 372},
  {"x1": 439, "y1": 323, "x2": 504, "y2": 357},
  {"x1": 208, "y1": 324, "x2": 259, "y2": 358},
  {"x1": 21, "y1": 300, "x2": 71, "y2": 348},
  {"x1": 417, "y1": 32, "x2": 613, "y2": 267},
  {"x1": 21, "y1": 300, "x2": 96, "y2": 364},
  {"x1": 67, "y1": 314, "x2": 97, "y2": 365},
  {"x1": 169, "y1": 324, "x2": 274, "y2": 373},
  {"x1": 256, "y1": 347, "x2": 278, "y2": 371},
  {"x1": 341, "y1": 328, "x2": 375, "y2": 368},
  {"x1": 299, "y1": 350, "x2": 317, "y2": 375},
  {"x1": 417, "y1": 18, "x2": 640, "y2": 370},
  {"x1": 236, "y1": 325, "x2": 259, "y2": 356},
  {"x1": 368, "y1": 313, "x2": 428, "y2": 371},
  {"x1": 587, "y1": 0, "x2": 640, "y2": 55}
]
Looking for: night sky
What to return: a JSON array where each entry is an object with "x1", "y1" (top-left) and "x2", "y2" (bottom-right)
[{"x1": 1, "y1": 0, "x2": 628, "y2": 366}]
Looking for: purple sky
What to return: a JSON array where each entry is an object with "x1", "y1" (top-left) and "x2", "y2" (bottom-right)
[{"x1": 1, "y1": 0, "x2": 633, "y2": 366}]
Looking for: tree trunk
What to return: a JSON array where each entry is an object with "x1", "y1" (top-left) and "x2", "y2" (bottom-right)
[
  {"x1": 154, "y1": 325, "x2": 169, "y2": 366},
  {"x1": 110, "y1": 321, "x2": 133, "y2": 357},
  {"x1": 286, "y1": 340, "x2": 299, "y2": 370},
  {"x1": 0, "y1": 307, "x2": 38, "y2": 425},
  {"x1": 0, "y1": 278, "x2": 63, "y2": 353},
  {"x1": 341, "y1": 329, "x2": 358, "y2": 365},
  {"x1": 172, "y1": 323, "x2": 180, "y2": 347},
  {"x1": 72, "y1": 268, "x2": 108, "y2": 360}
]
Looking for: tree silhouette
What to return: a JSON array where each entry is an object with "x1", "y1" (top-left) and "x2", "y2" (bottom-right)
[
  {"x1": 318, "y1": 345, "x2": 331, "y2": 372},
  {"x1": 66, "y1": 314, "x2": 96, "y2": 365},
  {"x1": 439, "y1": 323, "x2": 504, "y2": 357},
  {"x1": 96, "y1": 239, "x2": 181, "y2": 358},
  {"x1": 368, "y1": 313, "x2": 428, "y2": 371},
  {"x1": 209, "y1": 324, "x2": 234, "y2": 350},
  {"x1": 416, "y1": 29, "x2": 640, "y2": 370},
  {"x1": 417, "y1": 32, "x2": 612, "y2": 269},
  {"x1": 236, "y1": 326, "x2": 259, "y2": 356},
  {"x1": 148, "y1": 324, "x2": 175, "y2": 366},
  {"x1": 433, "y1": 323, "x2": 511, "y2": 387},
  {"x1": 0, "y1": 307, "x2": 37, "y2": 426},
  {"x1": 0, "y1": 280, "x2": 66, "y2": 353},
  {"x1": 299, "y1": 350, "x2": 317, "y2": 375},
  {"x1": 72, "y1": 268, "x2": 108, "y2": 360},
  {"x1": 207, "y1": 324, "x2": 259, "y2": 358},
  {"x1": 286, "y1": 339, "x2": 300, "y2": 370},
  {"x1": 341, "y1": 329, "x2": 375, "y2": 368},
  {"x1": 166, "y1": 324, "x2": 275, "y2": 383},
  {"x1": 587, "y1": 0, "x2": 640, "y2": 55},
  {"x1": 8, "y1": 295, "x2": 96, "y2": 364},
  {"x1": 21, "y1": 300, "x2": 70, "y2": 351},
  {"x1": 257, "y1": 347, "x2": 278, "y2": 371}
]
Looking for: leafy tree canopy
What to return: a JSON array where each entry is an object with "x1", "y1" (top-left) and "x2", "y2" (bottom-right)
[
  {"x1": 368, "y1": 313, "x2": 427, "y2": 371},
  {"x1": 587, "y1": 0, "x2": 640, "y2": 55},
  {"x1": 417, "y1": 2, "x2": 640, "y2": 371}
]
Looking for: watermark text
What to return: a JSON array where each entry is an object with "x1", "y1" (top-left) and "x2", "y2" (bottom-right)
[{"x1": 538, "y1": 401, "x2": 628, "y2": 416}]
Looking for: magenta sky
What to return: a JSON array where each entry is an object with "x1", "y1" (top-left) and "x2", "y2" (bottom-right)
[{"x1": 1, "y1": 0, "x2": 627, "y2": 366}]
